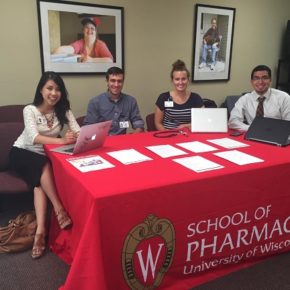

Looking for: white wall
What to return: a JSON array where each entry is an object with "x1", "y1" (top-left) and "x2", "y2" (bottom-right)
[{"x1": 1, "y1": 0, "x2": 290, "y2": 120}]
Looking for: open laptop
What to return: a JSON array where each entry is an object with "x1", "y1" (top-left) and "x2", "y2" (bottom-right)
[
  {"x1": 51, "y1": 120, "x2": 112, "y2": 155},
  {"x1": 244, "y1": 117, "x2": 290, "y2": 147},
  {"x1": 191, "y1": 108, "x2": 228, "y2": 133}
]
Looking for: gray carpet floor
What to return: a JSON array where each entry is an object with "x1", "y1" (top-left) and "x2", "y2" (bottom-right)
[
  {"x1": 1, "y1": 194, "x2": 290, "y2": 290},
  {"x1": 1, "y1": 246, "x2": 290, "y2": 290},
  {"x1": 0, "y1": 249, "x2": 69, "y2": 290},
  {"x1": 0, "y1": 194, "x2": 69, "y2": 290},
  {"x1": 193, "y1": 251, "x2": 290, "y2": 290}
]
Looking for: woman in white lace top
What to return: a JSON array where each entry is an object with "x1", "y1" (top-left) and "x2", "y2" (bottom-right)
[{"x1": 9, "y1": 71, "x2": 80, "y2": 259}]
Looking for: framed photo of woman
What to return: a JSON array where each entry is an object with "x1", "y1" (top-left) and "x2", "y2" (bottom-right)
[
  {"x1": 37, "y1": 0, "x2": 124, "y2": 74},
  {"x1": 192, "y1": 4, "x2": 235, "y2": 82}
]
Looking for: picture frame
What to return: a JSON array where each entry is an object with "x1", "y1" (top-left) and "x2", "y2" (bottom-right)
[
  {"x1": 192, "y1": 4, "x2": 235, "y2": 82},
  {"x1": 37, "y1": 0, "x2": 124, "y2": 74}
]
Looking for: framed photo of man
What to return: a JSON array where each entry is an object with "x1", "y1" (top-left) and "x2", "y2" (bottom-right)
[
  {"x1": 192, "y1": 4, "x2": 236, "y2": 82},
  {"x1": 37, "y1": 0, "x2": 124, "y2": 74}
]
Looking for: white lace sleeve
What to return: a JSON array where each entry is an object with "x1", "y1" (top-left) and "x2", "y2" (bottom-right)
[
  {"x1": 23, "y1": 105, "x2": 41, "y2": 145},
  {"x1": 66, "y1": 110, "x2": 81, "y2": 132}
]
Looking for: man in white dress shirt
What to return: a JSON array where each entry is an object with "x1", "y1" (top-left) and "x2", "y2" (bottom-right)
[{"x1": 228, "y1": 64, "x2": 290, "y2": 131}]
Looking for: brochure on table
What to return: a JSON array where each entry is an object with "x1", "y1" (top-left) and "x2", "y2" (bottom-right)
[{"x1": 67, "y1": 155, "x2": 114, "y2": 173}]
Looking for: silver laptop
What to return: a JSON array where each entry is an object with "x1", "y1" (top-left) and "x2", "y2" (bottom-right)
[
  {"x1": 191, "y1": 108, "x2": 228, "y2": 133},
  {"x1": 245, "y1": 117, "x2": 290, "y2": 147},
  {"x1": 51, "y1": 120, "x2": 112, "y2": 155}
]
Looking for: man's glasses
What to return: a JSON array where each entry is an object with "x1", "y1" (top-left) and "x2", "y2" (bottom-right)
[{"x1": 252, "y1": 76, "x2": 270, "y2": 81}]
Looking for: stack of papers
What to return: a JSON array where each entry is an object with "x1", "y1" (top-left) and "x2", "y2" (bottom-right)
[
  {"x1": 214, "y1": 150, "x2": 264, "y2": 165},
  {"x1": 50, "y1": 53, "x2": 80, "y2": 63},
  {"x1": 177, "y1": 141, "x2": 217, "y2": 153},
  {"x1": 173, "y1": 156, "x2": 224, "y2": 173},
  {"x1": 207, "y1": 138, "x2": 249, "y2": 149},
  {"x1": 107, "y1": 149, "x2": 152, "y2": 165},
  {"x1": 146, "y1": 144, "x2": 187, "y2": 158}
]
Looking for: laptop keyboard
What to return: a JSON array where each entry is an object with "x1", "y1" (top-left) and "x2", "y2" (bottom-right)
[{"x1": 63, "y1": 147, "x2": 74, "y2": 153}]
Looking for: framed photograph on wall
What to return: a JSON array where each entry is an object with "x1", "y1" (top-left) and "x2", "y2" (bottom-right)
[
  {"x1": 37, "y1": 0, "x2": 124, "y2": 74},
  {"x1": 192, "y1": 4, "x2": 235, "y2": 82}
]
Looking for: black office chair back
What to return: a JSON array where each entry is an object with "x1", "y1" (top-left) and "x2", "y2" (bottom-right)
[
  {"x1": 203, "y1": 98, "x2": 217, "y2": 108},
  {"x1": 220, "y1": 95, "x2": 241, "y2": 119}
]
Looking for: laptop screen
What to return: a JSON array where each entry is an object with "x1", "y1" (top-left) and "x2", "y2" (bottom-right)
[
  {"x1": 51, "y1": 120, "x2": 112, "y2": 155},
  {"x1": 191, "y1": 108, "x2": 228, "y2": 133},
  {"x1": 245, "y1": 117, "x2": 290, "y2": 146}
]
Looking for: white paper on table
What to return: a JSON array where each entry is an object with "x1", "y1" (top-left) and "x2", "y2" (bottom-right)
[
  {"x1": 207, "y1": 137, "x2": 249, "y2": 149},
  {"x1": 214, "y1": 150, "x2": 264, "y2": 165},
  {"x1": 67, "y1": 155, "x2": 115, "y2": 172},
  {"x1": 146, "y1": 144, "x2": 187, "y2": 158},
  {"x1": 107, "y1": 149, "x2": 152, "y2": 165},
  {"x1": 173, "y1": 156, "x2": 224, "y2": 173},
  {"x1": 176, "y1": 141, "x2": 218, "y2": 153}
]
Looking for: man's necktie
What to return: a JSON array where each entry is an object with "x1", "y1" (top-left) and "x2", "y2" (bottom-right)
[{"x1": 256, "y1": 96, "x2": 266, "y2": 117}]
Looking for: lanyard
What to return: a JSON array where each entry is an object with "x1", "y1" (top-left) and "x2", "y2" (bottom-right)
[{"x1": 153, "y1": 129, "x2": 189, "y2": 138}]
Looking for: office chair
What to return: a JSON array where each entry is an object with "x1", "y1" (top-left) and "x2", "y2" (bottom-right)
[
  {"x1": 76, "y1": 115, "x2": 85, "y2": 127},
  {"x1": 146, "y1": 113, "x2": 157, "y2": 131}
]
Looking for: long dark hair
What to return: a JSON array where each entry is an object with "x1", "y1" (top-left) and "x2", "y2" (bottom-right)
[{"x1": 33, "y1": 71, "x2": 70, "y2": 128}]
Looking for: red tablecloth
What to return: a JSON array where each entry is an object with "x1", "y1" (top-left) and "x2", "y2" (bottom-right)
[{"x1": 45, "y1": 131, "x2": 290, "y2": 290}]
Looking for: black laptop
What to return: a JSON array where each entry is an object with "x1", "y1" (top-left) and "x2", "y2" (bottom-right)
[{"x1": 245, "y1": 117, "x2": 290, "y2": 146}]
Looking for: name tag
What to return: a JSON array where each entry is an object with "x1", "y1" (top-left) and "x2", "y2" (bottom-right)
[
  {"x1": 119, "y1": 121, "x2": 129, "y2": 128},
  {"x1": 37, "y1": 116, "x2": 44, "y2": 124},
  {"x1": 165, "y1": 101, "x2": 174, "y2": 107}
]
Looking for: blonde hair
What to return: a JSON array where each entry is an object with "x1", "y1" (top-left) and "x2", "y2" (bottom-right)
[{"x1": 170, "y1": 59, "x2": 190, "y2": 79}]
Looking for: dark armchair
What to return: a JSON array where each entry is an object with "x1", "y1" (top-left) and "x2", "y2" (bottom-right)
[
  {"x1": 0, "y1": 122, "x2": 31, "y2": 195},
  {"x1": 0, "y1": 105, "x2": 34, "y2": 213},
  {"x1": 0, "y1": 104, "x2": 25, "y2": 123}
]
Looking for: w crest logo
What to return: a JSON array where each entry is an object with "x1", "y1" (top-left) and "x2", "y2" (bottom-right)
[{"x1": 122, "y1": 215, "x2": 175, "y2": 289}]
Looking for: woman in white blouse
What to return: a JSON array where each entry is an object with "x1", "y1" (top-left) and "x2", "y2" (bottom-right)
[{"x1": 9, "y1": 71, "x2": 80, "y2": 259}]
